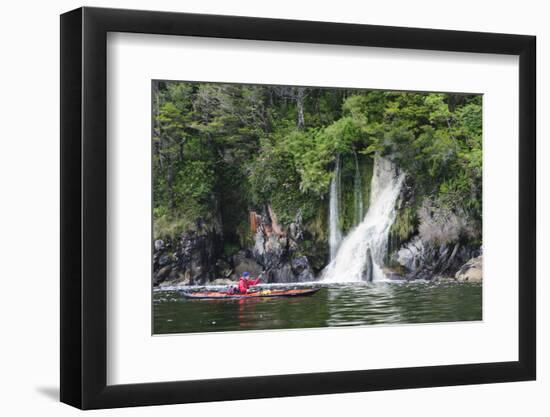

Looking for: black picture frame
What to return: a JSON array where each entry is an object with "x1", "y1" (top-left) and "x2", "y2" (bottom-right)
[{"x1": 60, "y1": 6, "x2": 536, "y2": 410}]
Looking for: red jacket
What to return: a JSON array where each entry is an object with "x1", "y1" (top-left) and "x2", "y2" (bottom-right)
[{"x1": 238, "y1": 277, "x2": 261, "y2": 294}]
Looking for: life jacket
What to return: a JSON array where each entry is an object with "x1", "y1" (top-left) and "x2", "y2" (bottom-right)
[{"x1": 238, "y1": 277, "x2": 260, "y2": 294}]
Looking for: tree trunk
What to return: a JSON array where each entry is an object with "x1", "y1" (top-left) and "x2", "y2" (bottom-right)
[{"x1": 296, "y1": 88, "x2": 305, "y2": 129}]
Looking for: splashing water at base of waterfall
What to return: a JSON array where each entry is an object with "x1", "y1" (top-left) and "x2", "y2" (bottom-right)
[
  {"x1": 323, "y1": 156, "x2": 405, "y2": 283},
  {"x1": 328, "y1": 155, "x2": 342, "y2": 260}
]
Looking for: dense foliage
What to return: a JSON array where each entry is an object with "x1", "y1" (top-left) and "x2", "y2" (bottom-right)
[{"x1": 153, "y1": 81, "x2": 482, "y2": 253}]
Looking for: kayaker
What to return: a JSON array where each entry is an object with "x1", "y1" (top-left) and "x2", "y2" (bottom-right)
[{"x1": 238, "y1": 272, "x2": 261, "y2": 294}]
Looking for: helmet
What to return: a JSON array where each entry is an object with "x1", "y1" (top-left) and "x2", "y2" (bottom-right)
[{"x1": 243, "y1": 272, "x2": 250, "y2": 278}]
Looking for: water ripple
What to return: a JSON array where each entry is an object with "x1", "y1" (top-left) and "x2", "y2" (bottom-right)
[{"x1": 153, "y1": 281, "x2": 482, "y2": 334}]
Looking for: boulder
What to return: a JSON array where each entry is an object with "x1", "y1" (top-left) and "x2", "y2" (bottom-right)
[
  {"x1": 232, "y1": 254, "x2": 263, "y2": 279},
  {"x1": 267, "y1": 264, "x2": 294, "y2": 283},
  {"x1": 364, "y1": 247, "x2": 373, "y2": 282},
  {"x1": 154, "y1": 239, "x2": 164, "y2": 251},
  {"x1": 291, "y1": 256, "x2": 315, "y2": 282},
  {"x1": 396, "y1": 236, "x2": 425, "y2": 272},
  {"x1": 394, "y1": 235, "x2": 479, "y2": 280},
  {"x1": 153, "y1": 265, "x2": 172, "y2": 286},
  {"x1": 455, "y1": 256, "x2": 483, "y2": 282}
]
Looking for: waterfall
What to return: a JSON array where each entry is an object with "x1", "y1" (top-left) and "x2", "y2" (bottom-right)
[
  {"x1": 328, "y1": 155, "x2": 342, "y2": 260},
  {"x1": 323, "y1": 156, "x2": 405, "y2": 282},
  {"x1": 353, "y1": 152, "x2": 364, "y2": 226}
]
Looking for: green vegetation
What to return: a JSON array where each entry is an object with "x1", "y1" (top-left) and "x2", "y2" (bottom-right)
[{"x1": 153, "y1": 81, "x2": 482, "y2": 253}]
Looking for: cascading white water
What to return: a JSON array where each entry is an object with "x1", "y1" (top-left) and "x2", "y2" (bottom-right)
[
  {"x1": 323, "y1": 156, "x2": 405, "y2": 282},
  {"x1": 353, "y1": 152, "x2": 364, "y2": 226},
  {"x1": 328, "y1": 155, "x2": 342, "y2": 260}
]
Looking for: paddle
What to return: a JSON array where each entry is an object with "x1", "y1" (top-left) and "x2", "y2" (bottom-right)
[{"x1": 248, "y1": 271, "x2": 265, "y2": 294}]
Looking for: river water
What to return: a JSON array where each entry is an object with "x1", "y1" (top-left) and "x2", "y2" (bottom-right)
[{"x1": 153, "y1": 281, "x2": 482, "y2": 334}]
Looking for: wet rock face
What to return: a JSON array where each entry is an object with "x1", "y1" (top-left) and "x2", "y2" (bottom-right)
[
  {"x1": 152, "y1": 209, "x2": 316, "y2": 286},
  {"x1": 152, "y1": 207, "x2": 317, "y2": 286},
  {"x1": 395, "y1": 236, "x2": 425, "y2": 272},
  {"x1": 387, "y1": 181, "x2": 482, "y2": 281},
  {"x1": 394, "y1": 235, "x2": 480, "y2": 280},
  {"x1": 215, "y1": 259, "x2": 233, "y2": 279},
  {"x1": 251, "y1": 206, "x2": 315, "y2": 283},
  {"x1": 153, "y1": 222, "x2": 222, "y2": 286},
  {"x1": 291, "y1": 256, "x2": 315, "y2": 281}
]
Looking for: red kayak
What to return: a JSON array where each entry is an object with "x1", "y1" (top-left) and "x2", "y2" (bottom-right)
[{"x1": 180, "y1": 287, "x2": 320, "y2": 299}]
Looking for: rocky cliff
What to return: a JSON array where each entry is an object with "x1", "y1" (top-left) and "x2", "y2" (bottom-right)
[
  {"x1": 153, "y1": 205, "x2": 316, "y2": 286},
  {"x1": 153, "y1": 219, "x2": 222, "y2": 286},
  {"x1": 251, "y1": 205, "x2": 315, "y2": 283},
  {"x1": 386, "y1": 177, "x2": 482, "y2": 281}
]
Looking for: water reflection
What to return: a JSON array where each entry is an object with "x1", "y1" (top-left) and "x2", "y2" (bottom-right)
[{"x1": 153, "y1": 281, "x2": 482, "y2": 334}]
